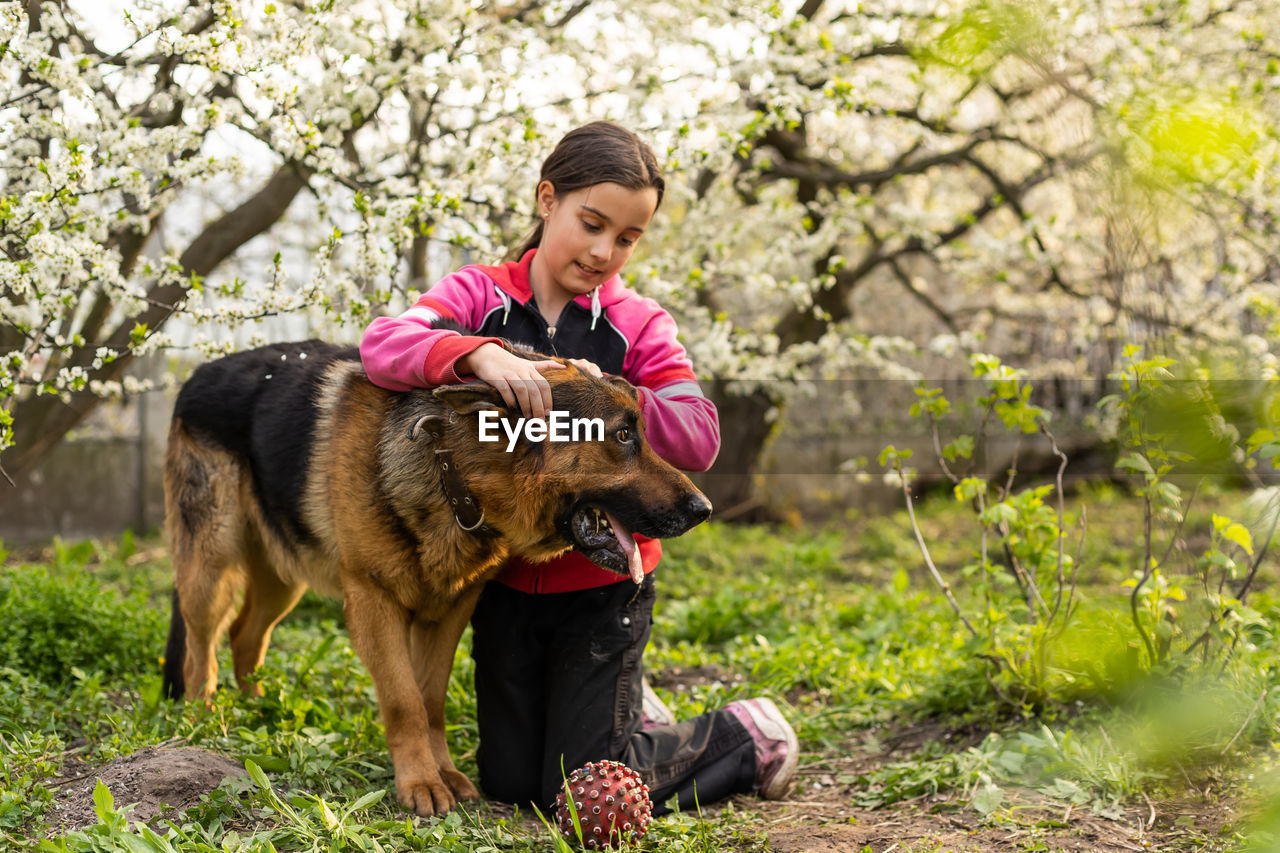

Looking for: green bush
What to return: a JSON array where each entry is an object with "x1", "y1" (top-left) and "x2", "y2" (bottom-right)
[
  {"x1": 0, "y1": 561, "x2": 167, "y2": 686},
  {"x1": 882, "y1": 348, "x2": 1280, "y2": 711}
]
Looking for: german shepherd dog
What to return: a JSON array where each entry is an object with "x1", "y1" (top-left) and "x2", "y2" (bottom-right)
[{"x1": 161, "y1": 339, "x2": 712, "y2": 816}]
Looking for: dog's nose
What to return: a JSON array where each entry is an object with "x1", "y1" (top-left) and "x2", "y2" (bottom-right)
[{"x1": 684, "y1": 492, "x2": 713, "y2": 524}]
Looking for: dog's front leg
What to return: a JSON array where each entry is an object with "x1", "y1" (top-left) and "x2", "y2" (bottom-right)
[
  {"x1": 409, "y1": 585, "x2": 484, "y2": 805},
  {"x1": 342, "y1": 576, "x2": 457, "y2": 816}
]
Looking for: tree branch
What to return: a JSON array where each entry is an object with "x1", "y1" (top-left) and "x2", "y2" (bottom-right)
[
  {"x1": 5, "y1": 159, "x2": 312, "y2": 479},
  {"x1": 888, "y1": 258, "x2": 960, "y2": 334}
]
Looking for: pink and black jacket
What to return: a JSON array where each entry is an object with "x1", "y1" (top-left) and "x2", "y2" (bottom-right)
[{"x1": 361, "y1": 250, "x2": 720, "y2": 594}]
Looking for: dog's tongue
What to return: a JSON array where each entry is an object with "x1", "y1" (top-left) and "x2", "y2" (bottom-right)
[{"x1": 605, "y1": 511, "x2": 643, "y2": 584}]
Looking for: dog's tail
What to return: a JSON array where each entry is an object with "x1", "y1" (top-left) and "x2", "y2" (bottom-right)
[{"x1": 162, "y1": 587, "x2": 186, "y2": 700}]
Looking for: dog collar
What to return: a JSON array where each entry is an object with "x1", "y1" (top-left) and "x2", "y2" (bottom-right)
[
  {"x1": 434, "y1": 447, "x2": 491, "y2": 534},
  {"x1": 410, "y1": 412, "x2": 494, "y2": 536}
]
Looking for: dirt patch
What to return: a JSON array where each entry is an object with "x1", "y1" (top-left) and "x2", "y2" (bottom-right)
[
  {"x1": 763, "y1": 805, "x2": 1144, "y2": 853},
  {"x1": 47, "y1": 744, "x2": 246, "y2": 831},
  {"x1": 649, "y1": 663, "x2": 746, "y2": 693},
  {"x1": 757, "y1": 752, "x2": 1240, "y2": 853},
  {"x1": 873, "y1": 719, "x2": 991, "y2": 755},
  {"x1": 752, "y1": 778, "x2": 1233, "y2": 850},
  {"x1": 760, "y1": 794, "x2": 1229, "y2": 853}
]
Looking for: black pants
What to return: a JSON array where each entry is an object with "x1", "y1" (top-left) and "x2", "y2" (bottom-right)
[{"x1": 470, "y1": 573, "x2": 756, "y2": 815}]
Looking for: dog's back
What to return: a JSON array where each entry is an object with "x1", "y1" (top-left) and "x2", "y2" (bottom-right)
[{"x1": 171, "y1": 340, "x2": 358, "y2": 545}]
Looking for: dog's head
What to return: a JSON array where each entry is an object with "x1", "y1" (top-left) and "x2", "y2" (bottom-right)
[{"x1": 432, "y1": 362, "x2": 712, "y2": 578}]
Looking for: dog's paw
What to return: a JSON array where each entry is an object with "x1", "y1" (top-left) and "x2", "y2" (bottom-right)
[
  {"x1": 396, "y1": 775, "x2": 457, "y2": 817},
  {"x1": 440, "y1": 768, "x2": 479, "y2": 802}
]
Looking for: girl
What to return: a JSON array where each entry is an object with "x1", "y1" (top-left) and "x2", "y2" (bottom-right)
[{"x1": 360, "y1": 121, "x2": 797, "y2": 814}]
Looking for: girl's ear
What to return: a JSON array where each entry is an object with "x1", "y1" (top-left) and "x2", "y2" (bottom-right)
[{"x1": 536, "y1": 180, "x2": 556, "y2": 219}]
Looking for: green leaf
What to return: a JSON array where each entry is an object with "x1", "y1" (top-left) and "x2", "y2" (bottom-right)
[
  {"x1": 137, "y1": 824, "x2": 179, "y2": 852},
  {"x1": 345, "y1": 789, "x2": 387, "y2": 815},
  {"x1": 244, "y1": 758, "x2": 271, "y2": 793},
  {"x1": 955, "y1": 476, "x2": 985, "y2": 502},
  {"x1": 243, "y1": 754, "x2": 289, "y2": 772},
  {"x1": 972, "y1": 783, "x2": 1004, "y2": 815},
  {"x1": 995, "y1": 751, "x2": 1026, "y2": 774},
  {"x1": 980, "y1": 502, "x2": 1017, "y2": 526},
  {"x1": 1050, "y1": 778, "x2": 1089, "y2": 804},
  {"x1": 118, "y1": 529, "x2": 136, "y2": 560},
  {"x1": 317, "y1": 797, "x2": 339, "y2": 830},
  {"x1": 1149, "y1": 480, "x2": 1181, "y2": 508},
  {"x1": 944, "y1": 435, "x2": 974, "y2": 461},
  {"x1": 1116, "y1": 453, "x2": 1154, "y2": 475},
  {"x1": 1246, "y1": 428, "x2": 1276, "y2": 454},
  {"x1": 878, "y1": 445, "x2": 911, "y2": 466},
  {"x1": 1096, "y1": 393, "x2": 1121, "y2": 411},
  {"x1": 970, "y1": 353, "x2": 1001, "y2": 377},
  {"x1": 92, "y1": 779, "x2": 115, "y2": 823},
  {"x1": 1222, "y1": 522, "x2": 1255, "y2": 556},
  {"x1": 1208, "y1": 551, "x2": 1235, "y2": 570}
]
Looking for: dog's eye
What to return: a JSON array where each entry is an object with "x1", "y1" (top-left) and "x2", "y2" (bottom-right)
[{"x1": 614, "y1": 428, "x2": 632, "y2": 444}]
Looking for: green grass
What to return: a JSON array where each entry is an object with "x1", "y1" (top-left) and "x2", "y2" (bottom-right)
[{"x1": 2, "y1": 491, "x2": 1278, "y2": 851}]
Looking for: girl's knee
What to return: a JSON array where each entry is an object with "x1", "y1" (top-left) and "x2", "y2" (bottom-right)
[{"x1": 479, "y1": 767, "x2": 542, "y2": 807}]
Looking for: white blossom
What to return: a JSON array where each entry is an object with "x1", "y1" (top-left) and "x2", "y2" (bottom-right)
[{"x1": 3, "y1": 0, "x2": 1280, "y2": 471}]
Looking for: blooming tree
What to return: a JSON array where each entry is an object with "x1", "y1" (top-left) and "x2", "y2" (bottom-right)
[
  {"x1": 2, "y1": 0, "x2": 1278, "y2": 513},
  {"x1": 644, "y1": 0, "x2": 1280, "y2": 511},
  {"x1": 0, "y1": 0, "x2": 722, "y2": 483}
]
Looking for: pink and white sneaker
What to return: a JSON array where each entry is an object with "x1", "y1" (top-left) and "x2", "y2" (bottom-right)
[
  {"x1": 725, "y1": 697, "x2": 798, "y2": 799},
  {"x1": 640, "y1": 678, "x2": 676, "y2": 730}
]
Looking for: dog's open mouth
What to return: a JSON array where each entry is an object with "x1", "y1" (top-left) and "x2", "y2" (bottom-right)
[{"x1": 568, "y1": 505, "x2": 644, "y2": 583}]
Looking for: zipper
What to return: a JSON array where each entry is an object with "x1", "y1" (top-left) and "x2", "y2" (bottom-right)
[{"x1": 523, "y1": 293, "x2": 561, "y2": 346}]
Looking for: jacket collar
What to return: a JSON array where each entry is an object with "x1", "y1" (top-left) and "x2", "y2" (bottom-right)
[{"x1": 475, "y1": 249, "x2": 632, "y2": 311}]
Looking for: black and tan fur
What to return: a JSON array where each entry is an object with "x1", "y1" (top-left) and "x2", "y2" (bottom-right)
[{"x1": 161, "y1": 339, "x2": 711, "y2": 816}]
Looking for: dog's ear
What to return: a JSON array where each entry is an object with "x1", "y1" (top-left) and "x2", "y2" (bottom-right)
[
  {"x1": 433, "y1": 382, "x2": 507, "y2": 415},
  {"x1": 604, "y1": 374, "x2": 640, "y2": 404}
]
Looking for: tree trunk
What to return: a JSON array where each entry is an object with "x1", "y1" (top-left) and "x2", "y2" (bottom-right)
[{"x1": 694, "y1": 381, "x2": 780, "y2": 523}]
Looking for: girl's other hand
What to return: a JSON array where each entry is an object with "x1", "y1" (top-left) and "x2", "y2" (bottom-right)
[
  {"x1": 457, "y1": 343, "x2": 560, "y2": 418},
  {"x1": 565, "y1": 357, "x2": 603, "y2": 379}
]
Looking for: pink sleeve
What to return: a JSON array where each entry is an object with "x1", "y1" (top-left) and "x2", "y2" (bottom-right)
[
  {"x1": 637, "y1": 385, "x2": 720, "y2": 472},
  {"x1": 360, "y1": 268, "x2": 502, "y2": 390},
  {"x1": 623, "y1": 305, "x2": 721, "y2": 472}
]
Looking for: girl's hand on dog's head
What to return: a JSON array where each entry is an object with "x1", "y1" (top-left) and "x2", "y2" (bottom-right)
[
  {"x1": 565, "y1": 358, "x2": 603, "y2": 379},
  {"x1": 458, "y1": 342, "x2": 559, "y2": 418}
]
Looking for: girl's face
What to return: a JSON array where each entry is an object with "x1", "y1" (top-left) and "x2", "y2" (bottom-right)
[{"x1": 532, "y1": 180, "x2": 659, "y2": 299}]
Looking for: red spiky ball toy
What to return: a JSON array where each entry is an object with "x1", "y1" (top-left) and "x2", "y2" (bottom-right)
[{"x1": 555, "y1": 760, "x2": 652, "y2": 849}]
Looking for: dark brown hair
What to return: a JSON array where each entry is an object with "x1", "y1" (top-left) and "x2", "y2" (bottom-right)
[{"x1": 512, "y1": 121, "x2": 665, "y2": 259}]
